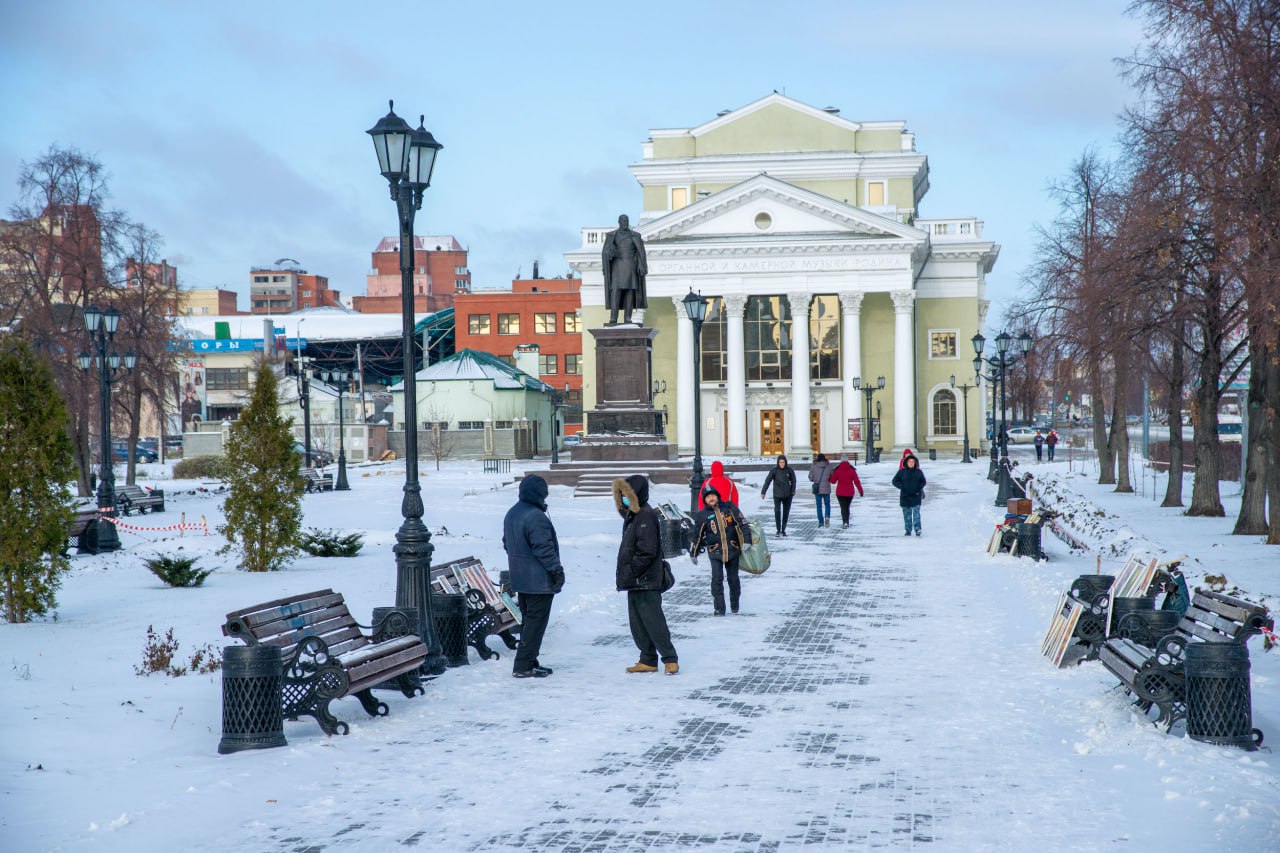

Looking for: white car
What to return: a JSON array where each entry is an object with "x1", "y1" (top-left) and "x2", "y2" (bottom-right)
[{"x1": 1005, "y1": 426, "x2": 1039, "y2": 444}]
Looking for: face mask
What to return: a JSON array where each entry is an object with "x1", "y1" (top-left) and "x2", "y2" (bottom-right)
[{"x1": 622, "y1": 496, "x2": 631, "y2": 508}]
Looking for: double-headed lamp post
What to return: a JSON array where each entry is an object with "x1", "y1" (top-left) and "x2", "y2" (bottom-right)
[
  {"x1": 683, "y1": 290, "x2": 708, "y2": 512},
  {"x1": 972, "y1": 330, "x2": 1033, "y2": 505},
  {"x1": 367, "y1": 100, "x2": 447, "y2": 675},
  {"x1": 324, "y1": 368, "x2": 353, "y2": 491},
  {"x1": 852, "y1": 375, "x2": 885, "y2": 463},
  {"x1": 549, "y1": 382, "x2": 570, "y2": 465},
  {"x1": 77, "y1": 306, "x2": 136, "y2": 553},
  {"x1": 950, "y1": 374, "x2": 978, "y2": 463}
]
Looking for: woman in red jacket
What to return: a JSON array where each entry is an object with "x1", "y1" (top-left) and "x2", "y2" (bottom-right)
[
  {"x1": 828, "y1": 454, "x2": 864, "y2": 529},
  {"x1": 698, "y1": 460, "x2": 739, "y2": 510}
]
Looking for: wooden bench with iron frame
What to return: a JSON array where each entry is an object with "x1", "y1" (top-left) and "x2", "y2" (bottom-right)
[{"x1": 114, "y1": 483, "x2": 165, "y2": 515}]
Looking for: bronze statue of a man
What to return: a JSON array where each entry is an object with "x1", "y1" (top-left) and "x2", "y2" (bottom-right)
[{"x1": 602, "y1": 214, "x2": 647, "y2": 325}]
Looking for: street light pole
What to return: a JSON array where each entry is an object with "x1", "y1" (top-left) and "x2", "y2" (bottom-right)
[
  {"x1": 683, "y1": 290, "x2": 708, "y2": 513},
  {"x1": 296, "y1": 321, "x2": 312, "y2": 465},
  {"x1": 77, "y1": 306, "x2": 136, "y2": 554},
  {"x1": 550, "y1": 382, "x2": 568, "y2": 465},
  {"x1": 852, "y1": 375, "x2": 885, "y2": 463},
  {"x1": 368, "y1": 100, "x2": 446, "y2": 675},
  {"x1": 327, "y1": 369, "x2": 352, "y2": 490},
  {"x1": 951, "y1": 374, "x2": 976, "y2": 463}
]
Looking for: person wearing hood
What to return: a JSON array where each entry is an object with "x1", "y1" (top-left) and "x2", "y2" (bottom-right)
[
  {"x1": 829, "y1": 454, "x2": 864, "y2": 529},
  {"x1": 503, "y1": 475, "x2": 565, "y2": 678},
  {"x1": 808, "y1": 453, "x2": 836, "y2": 528},
  {"x1": 697, "y1": 460, "x2": 738, "y2": 510},
  {"x1": 898, "y1": 448, "x2": 918, "y2": 469},
  {"x1": 691, "y1": 485, "x2": 752, "y2": 615},
  {"x1": 613, "y1": 475, "x2": 678, "y2": 674},
  {"x1": 760, "y1": 454, "x2": 797, "y2": 537},
  {"x1": 891, "y1": 453, "x2": 927, "y2": 536}
]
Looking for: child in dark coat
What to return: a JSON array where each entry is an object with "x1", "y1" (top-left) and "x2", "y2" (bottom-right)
[{"x1": 891, "y1": 452, "x2": 927, "y2": 536}]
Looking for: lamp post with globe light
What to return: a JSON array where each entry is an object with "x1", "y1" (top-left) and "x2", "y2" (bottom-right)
[{"x1": 77, "y1": 306, "x2": 136, "y2": 553}]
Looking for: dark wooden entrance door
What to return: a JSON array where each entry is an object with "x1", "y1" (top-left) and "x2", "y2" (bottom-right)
[{"x1": 761, "y1": 409, "x2": 785, "y2": 457}]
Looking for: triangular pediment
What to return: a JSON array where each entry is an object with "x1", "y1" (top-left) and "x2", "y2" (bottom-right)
[{"x1": 639, "y1": 174, "x2": 926, "y2": 244}]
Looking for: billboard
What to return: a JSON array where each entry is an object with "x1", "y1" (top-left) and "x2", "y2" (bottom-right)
[{"x1": 179, "y1": 360, "x2": 206, "y2": 429}]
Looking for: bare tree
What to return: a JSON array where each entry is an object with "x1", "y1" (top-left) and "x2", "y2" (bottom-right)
[{"x1": 423, "y1": 408, "x2": 455, "y2": 471}]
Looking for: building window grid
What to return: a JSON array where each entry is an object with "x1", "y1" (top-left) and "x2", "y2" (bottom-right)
[
  {"x1": 809, "y1": 295, "x2": 841, "y2": 380},
  {"x1": 498, "y1": 314, "x2": 520, "y2": 335},
  {"x1": 698, "y1": 297, "x2": 728, "y2": 382},
  {"x1": 468, "y1": 314, "x2": 491, "y2": 335},
  {"x1": 534, "y1": 313, "x2": 557, "y2": 334},
  {"x1": 744, "y1": 296, "x2": 792, "y2": 381},
  {"x1": 932, "y1": 389, "x2": 958, "y2": 436},
  {"x1": 564, "y1": 354, "x2": 581, "y2": 375},
  {"x1": 564, "y1": 312, "x2": 582, "y2": 333},
  {"x1": 456, "y1": 421, "x2": 484, "y2": 430},
  {"x1": 539, "y1": 354, "x2": 558, "y2": 375},
  {"x1": 206, "y1": 367, "x2": 249, "y2": 391},
  {"x1": 929, "y1": 330, "x2": 959, "y2": 360}
]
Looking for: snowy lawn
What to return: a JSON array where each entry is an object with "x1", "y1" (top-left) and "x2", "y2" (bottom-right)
[{"x1": 3, "y1": 454, "x2": 1278, "y2": 851}]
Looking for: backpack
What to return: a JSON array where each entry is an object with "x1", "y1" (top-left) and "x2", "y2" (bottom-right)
[{"x1": 738, "y1": 519, "x2": 771, "y2": 575}]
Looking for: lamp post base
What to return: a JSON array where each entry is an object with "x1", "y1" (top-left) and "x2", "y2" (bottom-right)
[
  {"x1": 962, "y1": 438, "x2": 972, "y2": 463},
  {"x1": 394, "y1": 513, "x2": 447, "y2": 676},
  {"x1": 995, "y1": 462, "x2": 1014, "y2": 507},
  {"x1": 335, "y1": 452, "x2": 350, "y2": 491}
]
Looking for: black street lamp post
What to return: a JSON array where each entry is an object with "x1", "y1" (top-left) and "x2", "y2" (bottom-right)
[
  {"x1": 972, "y1": 331, "x2": 1032, "y2": 505},
  {"x1": 325, "y1": 368, "x2": 353, "y2": 491},
  {"x1": 683, "y1": 290, "x2": 708, "y2": 512},
  {"x1": 852, "y1": 375, "x2": 885, "y2": 463},
  {"x1": 950, "y1": 374, "x2": 977, "y2": 463},
  {"x1": 368, "y1": 100, "x2": 447, "y2": 675},
  {"x1": 77, "y1": 306, "x2": 136, "y2": 553},
  {"x1": 549, "y1": 382, "x2": 569, "y2": 465},
  {"x1": 295, "y1": 363, "x2": 313, "y2": 467}
]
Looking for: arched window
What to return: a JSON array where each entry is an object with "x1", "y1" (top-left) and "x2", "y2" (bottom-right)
[{"x1": 932, "y1": 388, "x2": 958, "y2": 436}]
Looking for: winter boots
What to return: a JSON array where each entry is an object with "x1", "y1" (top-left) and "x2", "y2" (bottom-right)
[
  {"x1": 626, "y1": 662, "x2": 659, "y2": 673},
  {"x1": 664, "y1": 662, "x2": 679, "y2": 675}
]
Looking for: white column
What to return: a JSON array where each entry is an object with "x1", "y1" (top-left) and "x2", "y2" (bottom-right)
[
  {"x1": 672, "y1": 296, "x2": 695, "y2": 455},
  {"x1": 891, "y1": 290, "x2": 916, "y2": 448},
  {"x1": 838, "y1": 291, "x2": 863, "y2": 451},
  {"x1": 788, "y1": 291, "x2": 813, "y2": 456},
  {"x1": 724, "y1": 294, "x2": 748, "y2": 455}
]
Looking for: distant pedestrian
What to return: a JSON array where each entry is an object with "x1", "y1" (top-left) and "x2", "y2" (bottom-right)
[
  {"x1": 891, "y1": 452, "x2": 927, "y2": 536},
  {"x1": 1046, "y1": 429, "x2": 1059, "y2": 461},
  {"x1": 760, "y1": 454, "x2": 797, "y2": 537},
  {"x1": 502, "y1": 475, "x2": 565, "y2": 678},
  {"x1": 692, "y1": 485, "x2": 752, "y2": 615},
  {"x1": 808, "y1": 453, "x2": 836, "y2": 527},
  {"x1": 613, "y1": 475, "x2": 678, "y2": 675},
  {"x1": 828, "y1": 454, "x2": 864, "y2": 529},
  {"x1": 1033, "y1": 429, "x2": 1045, "y2": 462},
  {"x1": 898, "y1": 447, "x2": 918, "y2": 469},
  {"x1": 697, "y1": 460, "x2": 739, "y2": 509}
]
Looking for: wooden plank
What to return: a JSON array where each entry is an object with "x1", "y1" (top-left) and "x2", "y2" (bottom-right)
[
  {"x1": 339, "y1": 636, "x2": 423, "y2": 669},
  {"x1": 225, "y1": 589, "x2": 335, "y2": 620},
  {"x1": 1193, "y1": 592, "x2": 1266, "y2": 623},
  {"x1": 237, "y1": 594, "x2": 347, "y2": 630},
  {"x1": 325, "y1": 635, "x2": 372, "y2": 658},
  {"x1": 246, "y1": 602, "x2": 351, "y2": 637},
  {"x1": 1181, "y1": 620, "x2": 1235, "y2": 644},
  {"x1": 267, "y1": 623, "x2": 362, "y2": 654},
  {"x1": 344, "y1": 643, "x2": 429, "y2": 683},
  {"x1": 1186, "y1": 604, "x2": 1251, "y2": 638},
  {"x1": 1099, "y1": 648, "x2": 1140, "y2": 685},
  {"x1": 347, "y1": 650, "x2": 429, "y2": 695}
]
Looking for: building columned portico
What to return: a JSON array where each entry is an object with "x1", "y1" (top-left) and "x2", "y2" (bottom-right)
[{"x1": 566, "y1": 93, "x2": 999, "y2": 459}]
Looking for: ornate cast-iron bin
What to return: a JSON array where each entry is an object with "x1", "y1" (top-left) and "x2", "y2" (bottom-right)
[
  {"x1": 218, "y1": 645, "x2": 286, "y2": 755},
  {"x1": 1107, "y1": 596, "x2": 1156, "y2": 637},
  {"x1": 1069, "y1": 575, "x2": 1115, "y2": 604},
  {"x1": 433, "y1": 594, "x2": 471, "y2": 667},
  {"x1": 1185, "y1": 642, "x2": 1262, "y2": 750}
]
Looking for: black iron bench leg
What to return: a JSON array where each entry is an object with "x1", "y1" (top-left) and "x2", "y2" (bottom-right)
[
  {"x1": 394, "y1": 671, "x2": 424, "y2": 698},
  {"x1": 500, "y1": 629, "x2": 519, "y2": 651},
  {"x1": 354, "y1": 688, "x2": 390, "y2": 718}
]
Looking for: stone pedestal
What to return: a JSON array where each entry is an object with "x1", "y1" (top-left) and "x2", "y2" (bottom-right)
[{"x1": 579, "y1": 325, "x2": 675, "y2": 462}]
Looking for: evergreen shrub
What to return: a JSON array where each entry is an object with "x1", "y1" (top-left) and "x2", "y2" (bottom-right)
[
  {"x1": 172, "y1": 456, "x2": 230, "y2": 480},
  {"x1": 299, "y1": 528, "x2": 364, "y2": 557},
  {"x1": 144, "y1": 553, "x2": 212, "y2": 587}
]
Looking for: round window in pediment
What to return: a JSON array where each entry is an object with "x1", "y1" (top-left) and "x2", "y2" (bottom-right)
[{"x1": 754, "y1": 212, "x2": 773, "y2": 231}]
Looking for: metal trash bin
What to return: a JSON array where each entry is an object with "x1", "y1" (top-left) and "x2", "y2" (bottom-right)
[
  {"x1": 1015, "y1": 523, "x2": 1043, "y2": 560},
  {"x1": 1108, "y1": 596, "x2": 1156, "y2": 636},
  {"x1": 1185, "y1": 642, "x2": 1262, "y2": 750},
  {"x1": 371, "y1": 606, "x2": 425, "y2": 688},
  {"x1": 218, "y1": 645, "x2": 286, "y2": 755},
  {"x1": 1069, "y1": 574, "x2": 1115, "y2": 604},
  {"x1": 432, "y1": 594, "x2": 471, "y2": 668},
  {"x1": 928, "y1": 448, "x2": 937, "y2": 461},
  {"x1": 871, "y1": 448, "x2": 883, "y2": 463}
]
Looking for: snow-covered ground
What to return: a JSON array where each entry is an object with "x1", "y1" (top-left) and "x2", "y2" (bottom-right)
[{"x1": 3, "y1": 452, "x2": 1278, "y2": 851}]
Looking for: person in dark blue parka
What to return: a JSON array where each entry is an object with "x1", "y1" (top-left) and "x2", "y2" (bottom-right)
[{"x1": 503, "y1": 474, "x2": 565, "y2": 678}]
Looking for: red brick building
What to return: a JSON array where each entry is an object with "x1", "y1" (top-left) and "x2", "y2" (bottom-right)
[
  {"x1": 353, "y1": 235, "x2": 470, "y2": 314},
  {"x1": 249, "y1": 263, "x2": 341, "y2": 313},
  {"x1": 453, "y1": 276, "x2": 583, "y2": 435}
]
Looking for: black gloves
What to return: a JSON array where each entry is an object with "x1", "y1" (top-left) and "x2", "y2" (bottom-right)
[{"x1": 548, "y1": 569, "x2": 565, "y2": 593}]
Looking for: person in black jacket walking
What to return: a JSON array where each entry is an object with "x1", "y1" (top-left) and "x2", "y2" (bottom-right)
[
  {"x1": 760, "y1": 454, "x2": 797, "y2": 537},
  {"x1": 613, "y1": 475, "x2": 678, "y2": 675},
  {"x1": 692, "y1": 485, "x2": 752, "y2": 615},
  {"x1": 502, "y1": 475, "x2": 565, "y2": 678},
  {"x1": 890, "y1": 452, "x2": 927, "y2": 536}
]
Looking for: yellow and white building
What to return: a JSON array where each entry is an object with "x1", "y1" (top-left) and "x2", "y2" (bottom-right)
[{"x1": 565, "y1": 93, "x2": 995, "y2": 458}]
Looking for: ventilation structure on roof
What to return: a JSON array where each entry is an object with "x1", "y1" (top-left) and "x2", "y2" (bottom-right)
[{"x1": 822, "y1": 106, "x2": 840, "y2": 114}]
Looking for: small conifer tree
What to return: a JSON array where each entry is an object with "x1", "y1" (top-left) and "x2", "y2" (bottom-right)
[
  {"x1": 218, "y1": 363, "x2": 304, "y2": 572},
  {"x1": 0, "y1": 339, "x2": 76, "y2": 622}
]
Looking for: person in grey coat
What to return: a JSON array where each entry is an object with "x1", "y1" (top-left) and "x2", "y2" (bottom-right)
[
  {"x1": 808, "y1": 453, "x2": 836, "y2": 528},
  {"x1": 502, "y1": 475, "x2": 565, "y2": 678}
]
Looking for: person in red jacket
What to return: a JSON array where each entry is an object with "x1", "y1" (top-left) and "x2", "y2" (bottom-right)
[
  {"x1": 898, "y1": 448, "x2": 917, "y2": 469},
  {"x1": 698, "y1": 460, "x2": 739, "y2": 509},
  {"x1": 828, "y1": 454, "x2": 864, "y2": 528}
]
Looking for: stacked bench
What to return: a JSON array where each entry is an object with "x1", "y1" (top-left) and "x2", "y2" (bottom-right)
[
  {"x1": 302, "y1": 468, "x2": 334, "y2": 493},
  {"x1": 222, "y1": 589, "x2": 427, "y2": 736},
  {"x1": 115, "y1": 484, "x2": 165, "y2": 515},
  {"x1": 1098, "y1": 589, "x2": 1272, "y2": 734}
]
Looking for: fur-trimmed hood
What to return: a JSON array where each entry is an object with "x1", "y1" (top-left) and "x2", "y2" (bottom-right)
[{"x1": 612, "y1": 474, "x2": 649, "y2": 516}]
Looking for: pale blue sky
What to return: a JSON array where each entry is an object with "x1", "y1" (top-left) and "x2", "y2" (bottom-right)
[{"x1": 0, "y1": 1, "x2": 1144, "y2": 320}]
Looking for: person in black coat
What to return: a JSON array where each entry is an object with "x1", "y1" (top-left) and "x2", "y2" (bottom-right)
[
  {"x1": 890, "y1": 453, "x2": 927, "y2": 536},
  {"x1": 502, "y1": 474, "x2": 565, "y2": 678},
  {"x1": 613, "y1": 474, "x2": 678, "y2": 675},
  {"x1": 759, "y1": 454, "x2": 797, "y2": 537},
  {"x1": 691, "y1": 485, "x2": 752, "y2": 615}
]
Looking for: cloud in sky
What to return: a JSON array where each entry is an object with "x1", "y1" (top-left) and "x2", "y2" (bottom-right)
[{"x1": 0, "y1": 0, "x2": 1146, "y2": 319}]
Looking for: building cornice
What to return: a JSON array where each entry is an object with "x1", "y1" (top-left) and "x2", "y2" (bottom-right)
[{"x1": 629, "y1": 151, "x2": 928, "y2": 187}]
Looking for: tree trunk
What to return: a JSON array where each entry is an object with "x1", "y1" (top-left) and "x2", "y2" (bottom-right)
[
  {"x1": 1234, "y1": 338, "x2": 1268, "y2": 533},
  {"x1": 1091, "y1": 362, "x2": 1114, "y2": 484},
  {"x1": 1162, "y1": 331, "x2": 1185, "y2": 507},
  {"x1": 1187, "y1": 357, "x2": 1225, "y2": 516},
  {"x1": 1111, "y1": 347, "x2": 1133, "y2": 493},
  {"x1": 1265, "y1": 348, "x2": 1280, "y2": 544}
]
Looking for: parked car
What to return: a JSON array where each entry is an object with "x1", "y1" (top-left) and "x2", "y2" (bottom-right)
[
  {"x1": 292, "y1": 441, "x2": 333, "y2": 467},
  {"x1": 562, "y1": 435, "x2": 583, "y2": 447},
  {"x1": 111, "y1": 440, "x2": 158, "y2": 463},
  {"x1": 1005, "y1": 426, "x2": 1039, "y2": 444}
]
